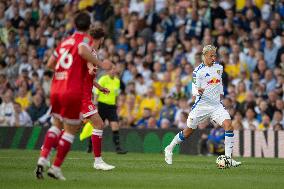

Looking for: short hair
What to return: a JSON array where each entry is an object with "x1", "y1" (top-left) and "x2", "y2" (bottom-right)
[
  {"x1": 89, "y1": 27, "x2": 105, "y2": 39},
  {"x1": 74, "y1": 12, "x2": 91, "y2": 31},
  {"x1": 202, "y1": 45, "x2": 217, "y2": 61},
  {"x1": 202, "y1": 45, "x2": 217, "y2": 56}
]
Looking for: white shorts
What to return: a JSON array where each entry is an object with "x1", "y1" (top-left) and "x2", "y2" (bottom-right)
[{"x1": 186, "y1": 103, "x2": 231, "y2": 129}]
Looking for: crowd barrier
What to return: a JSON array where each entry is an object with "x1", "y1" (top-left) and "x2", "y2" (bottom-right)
[{"x1": 0, "y1": 127, "x2": 283, "y2": 158}]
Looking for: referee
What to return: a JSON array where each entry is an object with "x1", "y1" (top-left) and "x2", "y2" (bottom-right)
[{"x1": 95, "y1": 65, "x2": 127, "y2": 154}]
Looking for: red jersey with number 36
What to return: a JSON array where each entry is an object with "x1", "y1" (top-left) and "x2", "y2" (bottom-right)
[
  {"x1": 50, "y1": 32, "x2": 94, "y2": 123},
  {"x1": 51, "y1": 32, "x2": 94, "y2": 94}
]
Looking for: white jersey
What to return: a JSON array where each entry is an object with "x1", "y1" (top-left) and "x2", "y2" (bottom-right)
[
  {"x1": 192, "y1": 62, "x2": 224, "y2": 108},
  {"x1": 186, "y1": 62, "x2": 230, "y2": 129}
]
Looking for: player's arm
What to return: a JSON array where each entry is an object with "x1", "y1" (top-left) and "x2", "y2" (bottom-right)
[
  {"x1": 78, "y1": 45, "x2": 112, "y2": 70},
  {"x1": 94, "y1": 75, "x2": 106, "y2": 99},
  {"x1": 192, "y1": 71, "x2": 204, "y2": 96},
  {"x1": 219, "y1": 66, "x2": 225, "y2": 100},
  {"x1": 93, "y1": 80, "x2": 110, "y2": 94},
  {"x1": 196, "y1": 73, "x2": 204, "y2": 95},
  {"x1": 46, "y1": 54, "x2": 57, "y2": 70}
]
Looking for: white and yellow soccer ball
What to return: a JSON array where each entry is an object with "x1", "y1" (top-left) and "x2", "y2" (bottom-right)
[{"x1": 216, "y1": 155, "x2": 231, "y2": 169}]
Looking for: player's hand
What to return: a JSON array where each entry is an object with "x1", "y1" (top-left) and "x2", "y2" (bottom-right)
[
  {"x1": 100, "y1": 87, "x2": 110, "y2": 94},
  {"x1": 198, "y1": 88, "x2": 204, "y2": 95}
]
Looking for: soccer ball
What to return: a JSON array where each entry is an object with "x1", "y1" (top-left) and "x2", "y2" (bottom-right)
[{"x1": 216, "y1": 155, "x2": 231, "y2": 169}]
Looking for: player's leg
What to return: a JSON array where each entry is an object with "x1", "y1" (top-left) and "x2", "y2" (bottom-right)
[
  {"x1": 164, "y1": 112, "x2": 206, "y2": 164},
  {"x1": 48, "y1": 123, "x2": 81, "y2": 180},
  {"x1": 108, "y1": 106, "x2": 127, "y2": 154},
  {"x1": 88, "y1": 113, "x2": 115, "y2": 170},
  {"x1": 36, "y1": 116, "x2": 63, "y2": 179},
  {"x1": 211, "y1": 105, "x2": 241, "y2": 167},
  {"x1": 110, "y1": 121, "x2": 127, "y2": 154}
]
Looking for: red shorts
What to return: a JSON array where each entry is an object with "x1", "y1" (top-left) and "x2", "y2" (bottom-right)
[
  {"x1": 50, "y1": 91, "x2": 82, "y2": 125},
  {"x1": 81, "y1": 100, "x2": 98, "y2": 119}
]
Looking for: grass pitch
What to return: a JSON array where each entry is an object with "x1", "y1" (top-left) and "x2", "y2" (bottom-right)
[{"x1": 0, "y1": 150, "x2": 283, "y2": 189}]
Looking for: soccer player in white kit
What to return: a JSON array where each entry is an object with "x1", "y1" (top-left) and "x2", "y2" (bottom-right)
[{"x1": 164, "y1": 45, "x2": 241, "y2": 167}]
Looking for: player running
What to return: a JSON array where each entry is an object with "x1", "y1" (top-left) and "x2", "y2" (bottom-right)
[
  {"x1": 35, "y1": 12, "x2": 112, "y2": 180},
  {"x1": 164, "y1": 45, "x2": 241, "y2": 167},
  {"x1": 81, "y1": 28, "x2": 115, "y2": 171}
]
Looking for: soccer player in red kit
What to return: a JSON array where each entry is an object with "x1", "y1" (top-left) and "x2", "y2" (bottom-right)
[
  {"x1": 81, "y1": 28, "x2": 115, "y2": 171},
  {"x1": 35, "y1": 12, "x2": 112, "y2": 180}
]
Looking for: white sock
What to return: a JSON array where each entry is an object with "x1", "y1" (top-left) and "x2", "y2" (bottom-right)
[
  {"x1": 95, "y1": 157, "x2": 103, "y2": 164},
  {"x1": 224, "y1": 131, "x2": 234, "y2": 158},
  {"x1": 37, "y1": 157, "x2": 47, "y2": 165},
  {"x1": 167, "y1": 131, "x2": 185, "y2": 152}
]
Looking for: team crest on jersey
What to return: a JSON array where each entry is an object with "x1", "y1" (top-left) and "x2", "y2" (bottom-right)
[
  {"x1": 217, "y1": 70, "x2": 221, "y2": 75},
  {"x1": 83, "y1": 37, "x2": 90, "y2": 44},
  {"x1": 192, "y1": 73, "x2": 196, "y2": 84},
  {"x1": 88, "y1": 105, "x2": 93, "y2": 111}
]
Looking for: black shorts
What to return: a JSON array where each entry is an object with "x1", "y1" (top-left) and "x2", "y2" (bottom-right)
[{"x1": 98, "y1": 102, "x2": 119, "y2": 122}]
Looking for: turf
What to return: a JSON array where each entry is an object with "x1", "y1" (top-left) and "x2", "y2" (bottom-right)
[{"x1": 0, "y1": 150, "x2": 283, "y2": 189}]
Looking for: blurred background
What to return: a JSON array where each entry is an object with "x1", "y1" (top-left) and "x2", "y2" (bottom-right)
[{"x1": 0, "y1": 0, "x2": 283, "y2": 157}]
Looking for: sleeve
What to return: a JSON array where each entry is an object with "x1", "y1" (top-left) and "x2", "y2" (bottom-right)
[
  {"x1": 53, "y1": 46, "x2": 60, "y2": 58},
  {"x1": 192, "y1": 71, "x2": 201, "y2": 96},
  {"x1": 78, "y1": 36, "x2": 93, "y2": 50},
  {"x1": 219, "y1": 66, "x2": 224, "y2": 95}
]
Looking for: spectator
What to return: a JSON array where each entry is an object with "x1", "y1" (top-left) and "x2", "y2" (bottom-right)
[
  {"x1": 119, "y1": 94, "x2": 138, "y2": 127},
  {"x1": 261, "y1": 69, "x2": 277, "y2": 94},
  {"x1": 207, "y1": 125, "x2": 225, "y2": 156},
  {"x1": 0, "y1": 0, "x2": 282, "y2": 132},
  {"x1": 147, "y1": 116, "x2": 158, "y2": 129},
  {"x1": 0, "y1": 90, "x2": 14, "y2": 126},
  {"x1": 136, "y1": 108, "x2": 152, "y2": 129},
  {"x1": 232, "y1": 111, "x2": 244, "y2": 130},
  {"x1": 9, "y1": 102, "x2": 32, "y2": 127},
  {"x1": 264, "y1": 39, "x2": 279, "y2": 69},
  {"x1": 26, "y1": 93, "x2": 48, "y2": 125},
  {"x1": 135, "y1": 73, "x2": 150, "y2": 96},
  {"x1": 242, "y1": 108, "x2": 259, "y2": 130},
  {"x1": 271, "y1": 111, "x2": 284, "y2": 129},
  {"x1": 14, "y1": 82, "x2": 31, "y2": 110},
  {"x1": 176, "y1": 111, "x2": 188, "y2": 129},
  {"x1": 197, "y1": 122, "x2": 209, "y2": 155},
  {"x1": 42, "y1": 70, "x2": 52, "y2": 96},
  {"x1": 258, "y1": 114, "x2": 272, "y2": 131},
  {"x1": 158, "y1": 94, "x2": 177, "y2": 128},
  {"x1": 236, "y1": 81, "x2": 247, "y2": 104},
  {"x1": 137, "y1": 87, "x2": 162, "y2": 120}
]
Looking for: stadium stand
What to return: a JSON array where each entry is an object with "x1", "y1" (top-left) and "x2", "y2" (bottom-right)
[{"x1": 0, "y1": 0, "x2": 283, "y2": 137}]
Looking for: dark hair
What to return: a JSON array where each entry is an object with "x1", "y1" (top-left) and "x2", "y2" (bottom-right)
[
  {"x1": 74, "y1": 12, "x2": 91, "y2": 31},
  {"x1": 89, "y1": 27, "x2": 105, "y2": 39}
]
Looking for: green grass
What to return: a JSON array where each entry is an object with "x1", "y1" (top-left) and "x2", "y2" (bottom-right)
[{"x1": 0, "y1": 150, "x2": 284, "y2": 189}]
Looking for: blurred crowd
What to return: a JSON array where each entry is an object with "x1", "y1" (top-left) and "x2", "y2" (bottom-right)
[{"x1": 0, "y1": 0, "x2": 283, "y2": 132}]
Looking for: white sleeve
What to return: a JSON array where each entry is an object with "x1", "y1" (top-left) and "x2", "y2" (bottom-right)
[
  {"x1": 192, "y1": 71, "x2": 201, "y2": 96},
  {"x1": 219, "y1": 67, "x2": 224, "y2": 95}
]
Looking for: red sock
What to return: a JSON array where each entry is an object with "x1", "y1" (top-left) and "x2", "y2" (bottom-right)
[
  {"x1": 40, "y1": 126, "x2": 61, "y2": 158},
  {"x1": 91, "y1": 129, "x2": 103, "y2": 157},
  {"x1": 53, "y1": 130, "x2": 64, "y2": 149},
  {"x1": 53, "y1": 132, "x2": 74, "y2": 167}
]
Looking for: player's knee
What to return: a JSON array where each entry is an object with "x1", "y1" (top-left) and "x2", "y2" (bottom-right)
[
  {"x1": 96, "y1": 120, "x2": 104, "y2": 130},
  {"x1": 183, "y1": 128, "x2": 194, "y2": 138}
]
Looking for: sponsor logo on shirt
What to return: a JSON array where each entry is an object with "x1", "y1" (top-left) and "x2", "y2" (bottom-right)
[{"x1": 207, "y1": 77, "x2": 220, "y2": 85}]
